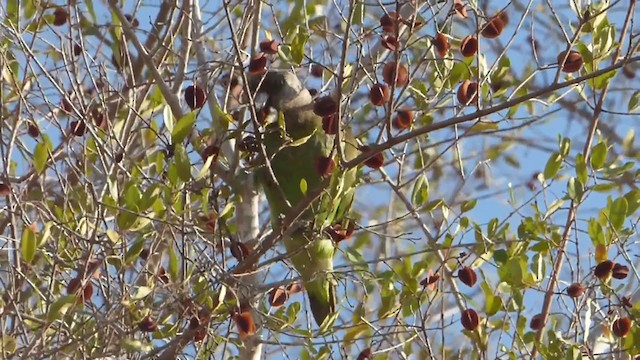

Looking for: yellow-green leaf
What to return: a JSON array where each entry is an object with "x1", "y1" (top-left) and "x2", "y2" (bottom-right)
[
  {"x1": 47, "y1": 295, "x2": 77, "y2": 322},
  {"x1": 21, "y1": 226, "x2": 36, "y2": 264},
  {"x1": 171, "y1": 112, "x2": 196, "y2": 144},
  {"x1": 33, "y1": 135, "x2": 53, "y2": 174}
]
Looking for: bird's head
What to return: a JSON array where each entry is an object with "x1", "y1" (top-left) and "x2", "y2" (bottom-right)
[{"x1": 248, "y1": 71, "x2": 310, "y2": 111}]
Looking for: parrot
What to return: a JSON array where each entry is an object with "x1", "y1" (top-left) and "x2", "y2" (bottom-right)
[{"x1": 248, "y1": 70, "x2": 358, "y2": 326}]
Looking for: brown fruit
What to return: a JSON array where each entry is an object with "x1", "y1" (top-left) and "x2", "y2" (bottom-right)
[
  {"x1": 233, "y1": 311, "x2": 256, "y2": 340},
  {"x1": 61, "y1": 98, "x2": 73, "y2": 113},
  {"x1": 420, "y1": 271, "x2": 440, "y2": 291},
  {"x1": 360, "y1": 146, "x2": 384, "y2": 169},
  {"x1": 460, "y1": 308, "x2": 479, "y2": 330},
  {"x1": 454, "y1": 0, "x2": 468, "y2": 19},
  {"x1": 566, "y1": 283, "x2": 585, "y2": 298},
  {"x1": 199, "y1": 213, "x2": 217, "y2": 233},
  {"x1": 248, "y1": 53, "x2": 267, "y2": 74},
  {"x1": 460, "y1": 36, "x2": 478, "y2": 57},
  {"x1": 157, "y1": 267, "x2": 170, "y2": 284},
  {"x1": 594, "y1": 260, "x2": 615, "y2": 280},
  {"x1": 458, "y1": 267, "x2": 478, "y2": 287},
  {"x1": 456, "y1": 80, "x2": 478, "y2": 106},
  {"x1": 313, "y1": 96, "x2": 338, "y2": 117},
  {"x1": 230, "y1": 242, "x2": 251, "y2": 261},
  {"x1": 380, "y1": 12, "x2": 400, "y2": 33},
  {"x1": 612, "y1": 263, "x2": 629, "y2": 279},
  {"x1": 139, "y1": 248, "x2": 150, "y2": 260},
  {"x1": 53, "y1": 7, "x2": 68, "y2": 26},
  {"x1": 259, "y1": 39, "x2": 279, "y2": 55},
  {"x1": 201, "y1": 145, "x2": 220, "y2": 167},
  {"x1": 322, "y1": 114, "x2": 338, "y2": 135},
  {"x1": 498, "y1": 10, "x2": 509, "y2": 26},
  {"x1": 530, "y1": 313, "x2": 544, "y2": 330},
  {"x1": 433, "y1": 33, "x2": 450, "y2": 57},
  {"x1": 481, "y1": 16, "x2": 505, "y2": 39},
  {"x1": 27, "y1": 123, "x2": 40, "y2": 138},
  {"x1": 316, "y1": 156, "x2": 336, "y2": 177},
  {"x1": 286, "y1": 282, "x2": 303, "y2": 294},
  {"x1": 381, "y1": 36, "x2": 400, "y2": 52},
  {"x1": 612, "y1": 317, "x2": 632, "y2": 338},
  {"x1": 557, "y1": 50, "x2": 583, "y2": 73},
  {"x1": 67, "y1": 277, "x2": 81, "y2": 294},
  {"x1": 90, "y1": 108, "x2": 107, "y2": 129},
  {"x1": 382, "y1": 62, "x2": 408, "y2": 87},
  {"x1": 268, "y1": 287, "x2": 288, "y2": 307},
  {"x1": 73, "y1": 43, "x2": 82, "y2": 56},
  {"x1": 185, "y1": 85, "x2": 206, "y2": 110},
  {"x1": 357, "y1": 348, "x2": 372, "y2": 360},
  {"x1": 393, "y1": 109, "x2": 414, "y2": 130},
  {"x1": 67, "y1": 277, "x2": 93, "y2": 303},
  {"x1": 369, "y1": 83, "x2": 390, "y2": 106},
  {"x1": 70, "y1": 121, "x2": 87, "y2": 136},
  {"x1": 310, "y1": 64, "x2": 323, "y2": 77},
  {"x1": 622, "y1": 64, "x2": 635, "y2": 79},
  {"x1": 327, "y1": 222, "x2": 355, "y2": 243},
  {"x1": 0, "y1": 183, "x2": 10, "y2": 196},
  {"x1": 124, "y1": 14, "x2": 139, "y2": 27},
  {"x1": 138, "y1": 316, "x2": 158, "y2": 332}
]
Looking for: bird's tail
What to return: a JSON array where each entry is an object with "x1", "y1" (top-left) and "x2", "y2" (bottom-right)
[{"x1": 305, "y1": 275, "x2": 336, "y2": 327}]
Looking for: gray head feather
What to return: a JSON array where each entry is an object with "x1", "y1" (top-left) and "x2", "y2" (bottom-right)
[{"x1": 248, "y1": 71, "x2": 312, "y2": 111}]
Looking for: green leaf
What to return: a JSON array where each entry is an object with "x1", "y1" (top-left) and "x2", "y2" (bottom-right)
[
  {"x1": 33, "y1": 135, "x2": 53, "y2": 174},
  {"x1": 174, "y1": 145, "x2": 191, "y2": 182},
  {"x1": 290, "y1": 26, "x2": 309, "y2": 65},
  {"x1": 6, "y1": 0, "x2": 19, "y2": 25},
  {"x1": 318, "y1": 310, "x2": 339, "y2": 335},
  {"x1": 468, "y1": 121, "x2": 499, "y2": 134},
  {"x1": 588, "y1": 218, "x2": 605, "y2": 245},
  {"x1": 543, "y1": 152, "x2": 563, "y2": 180},
  {"x1": 106, "y1": 229, "x2": 121, "y2": 243},
  {"x1": 560, "y1": 138, "x2": 571, "y2": 157},
  {"x1": 171, "y1": 112, "x2": 196, "y2": 144},
  {"x1": 131, "y1": 286, "x2": 153, "y2": 301},
  {"x1": 412, "y1": 175, "x2": 429, "y2": 206},
  {"x1": 352, "y1": 2, "x2": 364, "y2": 25},
  {"x1": 629, "y1": 91, "x2": 640, "y2": 112},
  {"x1": 288, "y1": 129, "x2": 316, "y2": 147},
  {"x1": 590, "y1": 142, "x2": 607, "y2": 170},
  {"x1": 47, "y1": 295, "x2": 77, "y2": 322},
  {"x1": 544, "y1": 199, "x2": 565, "y2": 220},
  {"x1": 85, "y1": 0, "x2": 97, "y2": 22},
  {"x1": 0, "y1": 335, "x2": 17, "y2": 355},
  {"x1": 299, "y1": 178, "x2": 308, "y2": 196},
  {"x1": 21, "y1": 226, "x2": 36, "y2": 264},
  {"x1": 124, "y1": 238, "x2": 145, "y2": 265},
  {"x1": 485, "y1": 294, "x2": 502, "y2": 316},
  {"x1": 623, "y1": 189, "x2": 639, "y2": 215},
  {"x1": 219, "y1": 202, "x2": 235, "y2": 220},
  {"x1": 575, "y1": 154, "x2": 588, "y2": 184},
  {"x1": 567, "y1": 177, "x2": 583, "y2": 201},
  {"x1": 609, "y1": 197, "x2": 627, "y2": 230},
  {"x1": 461, "y1": 199, "x2": 477, "y2": 212},
  {"x1": 168, "y1": 247, "x2": 179, "y2": 281}
]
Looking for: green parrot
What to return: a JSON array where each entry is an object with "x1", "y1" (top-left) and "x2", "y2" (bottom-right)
[{"x1": 249, "y1": 71, "x2": 358, "y2": 326}]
